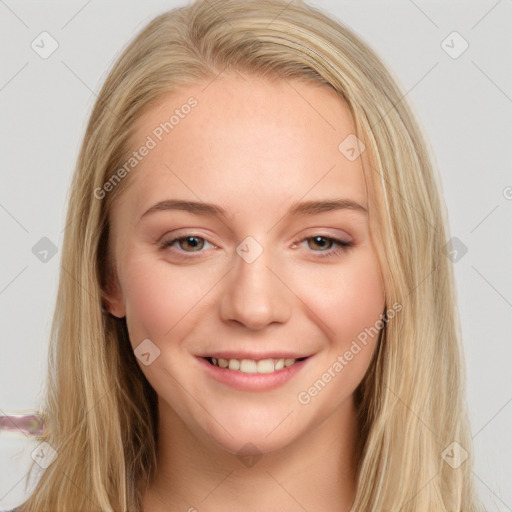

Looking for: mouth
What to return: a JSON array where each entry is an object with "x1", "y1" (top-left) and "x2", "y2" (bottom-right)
[
  {"x1": 203, "y1": 356, "x2": 309, "y2": 374},
  {"x1": 197, "y1": 353, "x2": 312, "y2": 391}
]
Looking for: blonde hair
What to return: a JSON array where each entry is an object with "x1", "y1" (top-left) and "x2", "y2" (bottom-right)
[{"x1": 17, "y1": 1, "x2": 485, "y2": 510}]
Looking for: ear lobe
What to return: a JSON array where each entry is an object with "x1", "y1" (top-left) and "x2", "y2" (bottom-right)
[
  {"x1": 101, "y1": 272, "x2": 126, "y2": 319},
  {"x1": 102, "y1": 295, "x2": 126, "y2": 318}
]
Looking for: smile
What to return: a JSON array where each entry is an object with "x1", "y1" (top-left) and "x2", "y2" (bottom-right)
[
  {"x1": 205, "y1": 356, "x2": 306, "y2": 374},
  {"x1": 197, "y1": 353, "x2": 312, "y2": 391}
]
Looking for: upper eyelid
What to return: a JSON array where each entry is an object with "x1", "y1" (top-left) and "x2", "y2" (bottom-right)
[
  {"x1": 162, "y1": 227, "x2": 352, "y2": 243},
  {"x1": 162, "y1": 233, "x2": 351, "y2": 251},
  {"x1": 164, "y1": 235, "x2": 216, "y2": 249}
]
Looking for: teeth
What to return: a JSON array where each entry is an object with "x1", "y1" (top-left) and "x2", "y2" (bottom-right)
[
  {"x1": 274, "y1": 359, "x2": 285, "y2": 370},
  {"x1": 209, "y1": 357, "x2": 298, "y2": 374},
  {"x1": 240, "y1": 359, "x2": 257, "y2": 373},
  {"x1": 256, "y1": 359, "x2": 275, "y2": 373},
  {"x1": 228, "y1": 359, "x2": 240, "y2": 370}
]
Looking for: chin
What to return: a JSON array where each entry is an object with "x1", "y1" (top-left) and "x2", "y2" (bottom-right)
[
  {"x1": 207, "y1": 425, "x2": 299, "y2": 459},
  {"x1": 191, "y1": 401, "x2": 313, "y2": 459}
]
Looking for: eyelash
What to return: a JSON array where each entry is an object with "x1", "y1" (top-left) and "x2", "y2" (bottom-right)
[
  {"x1": 159, "y1": 234, "x2": 354, "y2": 259},
  {"x1": 294, "y1": 236, "x2": 354, "y2": 258}
]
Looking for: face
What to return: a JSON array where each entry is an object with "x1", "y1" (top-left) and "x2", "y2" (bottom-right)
[{"x1": 106, "y1": 74, "x2": 386, "y2": 456}]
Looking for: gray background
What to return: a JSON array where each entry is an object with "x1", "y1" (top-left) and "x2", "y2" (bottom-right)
[{"x1": 0, "y1": 0, "x2": 511, "y2": 510}]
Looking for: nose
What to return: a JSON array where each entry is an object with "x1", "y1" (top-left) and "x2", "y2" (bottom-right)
[{"x1": 219, "y1": 243, "x2": 292, "y2": 330}]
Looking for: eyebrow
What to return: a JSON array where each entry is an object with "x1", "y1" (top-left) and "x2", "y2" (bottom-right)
[{"x1": 139, "y1": 197, "x2": 368, "y2": 222}]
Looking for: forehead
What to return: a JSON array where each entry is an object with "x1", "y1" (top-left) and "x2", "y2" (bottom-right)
[{"x1": 117, "y1": 74, "x2": 368, "y2": 217}]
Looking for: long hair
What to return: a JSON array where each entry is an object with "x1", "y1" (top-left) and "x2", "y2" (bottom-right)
[{"x1": 17, "y1": 0, "x2": 484, "y2": 510}]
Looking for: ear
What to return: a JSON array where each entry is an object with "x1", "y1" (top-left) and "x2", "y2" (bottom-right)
[{"x1": 101, "y1": 267, "x2": 126, "y2": 319}]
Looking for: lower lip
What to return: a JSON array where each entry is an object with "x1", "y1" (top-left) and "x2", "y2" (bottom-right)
[{"x1": 197, "y1": 357, "x2": 310, "y2": 391}]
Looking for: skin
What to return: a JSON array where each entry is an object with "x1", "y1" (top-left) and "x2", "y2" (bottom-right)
[{"x1": 105, "y1": 73, "x2": 386, "y2": 512}]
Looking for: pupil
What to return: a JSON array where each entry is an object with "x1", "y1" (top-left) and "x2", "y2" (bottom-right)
[
  {"x1": 311, "y1": 236, "x2": 331, "y2": 250},
  {"x1": 182, "y1": 236, "x2": 203, "y2": 251}
]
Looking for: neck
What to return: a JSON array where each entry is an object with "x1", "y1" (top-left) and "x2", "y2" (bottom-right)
[{"x1": 141, "y1": 397, "x2": 358, "y2": 511}]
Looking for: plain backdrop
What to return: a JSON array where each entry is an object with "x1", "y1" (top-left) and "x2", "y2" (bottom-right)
[{"x1": 0, "y1": 1, "x2": 511, "y2": 510}]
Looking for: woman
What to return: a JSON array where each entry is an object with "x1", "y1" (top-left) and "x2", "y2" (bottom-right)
[{"x1": 11, "y1": 0, "x2": 485, "y2": 510}]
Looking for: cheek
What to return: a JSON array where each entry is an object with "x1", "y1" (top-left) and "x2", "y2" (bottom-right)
[
  {"x1": 120, "y1": 253, "x2": 221, "y2": 344},
  {"x1": 337, "y1": 253, "x2": 385, "y2": 339},
  {"x1": 295, "y1": 251, "x2": 385, "y2": 405},
  {"x1": 295, "y1": 249, "x2": 385, "y2": 345}
]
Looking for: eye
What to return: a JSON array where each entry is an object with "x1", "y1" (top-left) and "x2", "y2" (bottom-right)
[
  {"x1": 307, "y1": 236, "x2": 336, "y2": 251},
  {"x1": 161, "y1": 235, "x2": 215, "y2": 253},
  {"x1": 296, "y1": 235, "x2": 353, "y2": 258}
]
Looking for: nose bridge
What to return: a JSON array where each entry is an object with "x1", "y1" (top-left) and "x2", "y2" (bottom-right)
[{"x1": 219, "y1": 236, "x2": 291, "y2": 329}]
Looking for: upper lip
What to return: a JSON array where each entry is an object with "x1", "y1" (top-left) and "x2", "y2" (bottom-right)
[{"x1": 197, "y1": 352, "x2": 311, "y2": 360}]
